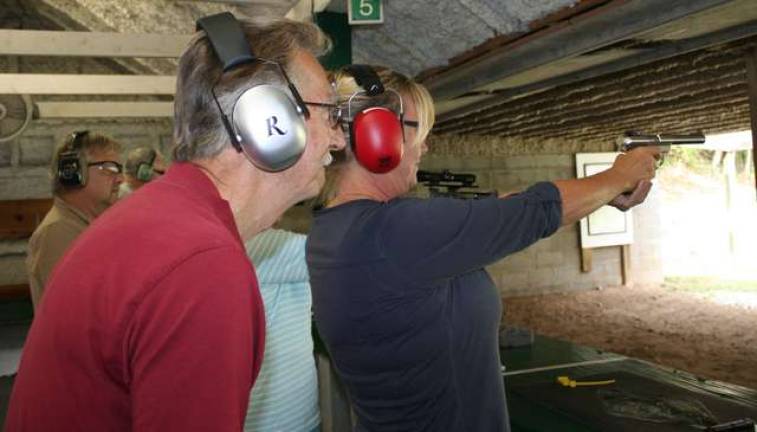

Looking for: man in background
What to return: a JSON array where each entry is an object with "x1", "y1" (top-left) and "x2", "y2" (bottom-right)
[
  {"x1": 26, "y1": 131, "x2": 122, "y2": 309},
  {"x1": 119, "y1": 146, "x2": 167, "y2": 198}
]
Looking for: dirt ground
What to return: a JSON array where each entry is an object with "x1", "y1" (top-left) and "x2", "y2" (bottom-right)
[{"x1": 504, "y1": 283, "x2": 757, "y2": 390}]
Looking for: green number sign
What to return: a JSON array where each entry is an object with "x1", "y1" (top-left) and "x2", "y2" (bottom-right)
[{"x1": 349, "y1": 0, "x2": 383, "y2": 24}]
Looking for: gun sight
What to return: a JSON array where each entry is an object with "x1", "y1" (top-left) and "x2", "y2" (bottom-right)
[
  {"x1": 416, "y1": 169, "x2": 496, "y2": 199},
  {"x1": 417, "y1": 170, "x2": 476, "y2": 186}
]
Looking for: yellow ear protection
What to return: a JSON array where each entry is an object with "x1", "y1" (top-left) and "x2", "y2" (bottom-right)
[
  {"x1": 196, "y1": 12, "x2": 312, "y2": 172},
  {"x1": 342, "y1": 65, "x2": 405, "y2": 174},
  {"x1": 57, "y1": 130, "x2": 89, "y2": 188},
  {"x1": 135, "y1": 149, "x2": 157, "y2": 182}
]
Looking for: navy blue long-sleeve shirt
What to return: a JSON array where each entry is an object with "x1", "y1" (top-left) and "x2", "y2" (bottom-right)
[{"x1": 306, "y1": 182, "x2": 562, "y2": 432}]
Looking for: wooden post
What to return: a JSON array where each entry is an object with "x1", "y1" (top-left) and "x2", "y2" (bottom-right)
[
  {"x1": 580, "y1": 248, "x2": 593, "y2": 273},
  {"x1": 724, "y1": 151, "x2": 737, "y2": 254},
  {"x1": 744, "y1": 46, "x2": 757, "y2": 196},
  {"x1": 621, "y1": 245, "x2": 631, "y2": 287}
]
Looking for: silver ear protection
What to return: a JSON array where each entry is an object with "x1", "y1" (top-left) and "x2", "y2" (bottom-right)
[
  {"x1": 233, "y1": 85, "x2": 307, "y2": 171},
  {"x1": 197, "y1": 12, "x2": 310, "y2": 172}
]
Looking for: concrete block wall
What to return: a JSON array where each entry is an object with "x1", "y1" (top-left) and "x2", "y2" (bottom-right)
[
  {"x1": 0, "y1": 125, "x2": 665, "y2": 295},
  {"x1": 0, "y1": 120, "x2": 173, "y2": 198},
  {"x1": 422, "y1": 133, "x2": 664, "y2": 297}
]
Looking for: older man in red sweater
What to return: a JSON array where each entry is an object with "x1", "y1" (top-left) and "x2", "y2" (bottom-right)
[{"x1": 6, "y1": 14, "x2": 344, "y2": 432}]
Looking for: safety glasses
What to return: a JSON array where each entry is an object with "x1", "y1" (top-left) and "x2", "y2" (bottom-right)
[
  {"x1": 303, "y1": 101, "x2": 343, "y2": 129},
  {"x1": 88, "y1": 161, "x2": 123, "y2": 175}
]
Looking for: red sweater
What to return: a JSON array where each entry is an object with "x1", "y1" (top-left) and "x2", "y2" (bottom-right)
[{"x1": 6, "y1": 163, "x2": 265, "y2": 432}]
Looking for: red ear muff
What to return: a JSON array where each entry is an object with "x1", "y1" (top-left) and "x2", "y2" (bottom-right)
[{"x1": 351, "y1": 107, "x2": 403, "y2": 174}]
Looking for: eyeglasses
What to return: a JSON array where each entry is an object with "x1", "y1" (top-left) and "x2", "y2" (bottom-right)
[
  {"x1": 88, "y1": 161, "x2": 123, "y2": 175},
  {"x1": 303, "y1": 101, "x2": 343, "y2": 129}
]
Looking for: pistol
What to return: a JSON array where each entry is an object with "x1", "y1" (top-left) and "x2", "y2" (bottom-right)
[{"x1": 616, "y1": 131, "x2": 705, "y2": 165}]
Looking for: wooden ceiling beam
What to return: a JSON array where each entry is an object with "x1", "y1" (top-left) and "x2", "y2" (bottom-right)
[
  {"x1": 35, "y1": 102, "x2": 173, "y2": 118},
  {"x1": 0, "y1": 74, "x2": 175, "y2": 95},
  {"x1": 0, "y1": 30, "x2": 190, "y2": 58}
]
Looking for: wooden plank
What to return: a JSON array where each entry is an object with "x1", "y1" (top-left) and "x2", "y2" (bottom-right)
[
  {"x1": 0, "y1": 199, "x2": 53, "y2": 240},
  {"x1": 745, "y1": 46, "x2": 757, "y2": 194},
  {"x1": 0, "y1": 29, "x2": 190, "y2": 58},
  {"x1": 36, "y1": 102, "x2": 173, "y2": 118},
  {"x1": 0, "y1": 74, "x2": 176, "y2": 95},
  {"x1": 0, "y1": 284, "x2": 30, "y2": 301}
]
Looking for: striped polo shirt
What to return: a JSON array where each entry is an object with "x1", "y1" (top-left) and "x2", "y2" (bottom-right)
[{"x1": 244, "y1": 229, "x2": 320, "y2": 432}]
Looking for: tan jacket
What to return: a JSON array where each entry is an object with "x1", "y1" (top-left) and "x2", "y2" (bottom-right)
[{"x1": 26, "y1": 197, "x2": 90, "y2": 309}]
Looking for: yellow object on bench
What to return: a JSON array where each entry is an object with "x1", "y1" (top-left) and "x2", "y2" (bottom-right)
[{"x1": 556, "y1": 375, "x2": 616, "y2": 388}]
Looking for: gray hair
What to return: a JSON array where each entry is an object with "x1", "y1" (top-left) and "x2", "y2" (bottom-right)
[{"x1": 172, "y1": 19, "x2": 331, "y2": 162}]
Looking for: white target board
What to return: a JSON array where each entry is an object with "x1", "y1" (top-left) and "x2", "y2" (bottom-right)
[{"x1": 575, "y1": 152, "x2": 634, "y2": 248}]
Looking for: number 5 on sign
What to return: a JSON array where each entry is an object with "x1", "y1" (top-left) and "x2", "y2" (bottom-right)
[{"x1": 349, "y1": 0, "x2": 383, "y2": 24}]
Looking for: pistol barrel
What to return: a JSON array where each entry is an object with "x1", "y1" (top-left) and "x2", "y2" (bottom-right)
[{"x1": 616, "y1": 133, "x2": 705, "y2": 149}]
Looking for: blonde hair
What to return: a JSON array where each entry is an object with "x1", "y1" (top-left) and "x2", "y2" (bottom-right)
[{"x1": 172, "y1": 19, "x2": 331, "y2": 162}]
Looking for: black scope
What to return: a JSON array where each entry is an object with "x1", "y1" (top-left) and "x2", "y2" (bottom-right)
[{"x1": 417, "y1": 170, "x2": 477, "y2": 186}]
